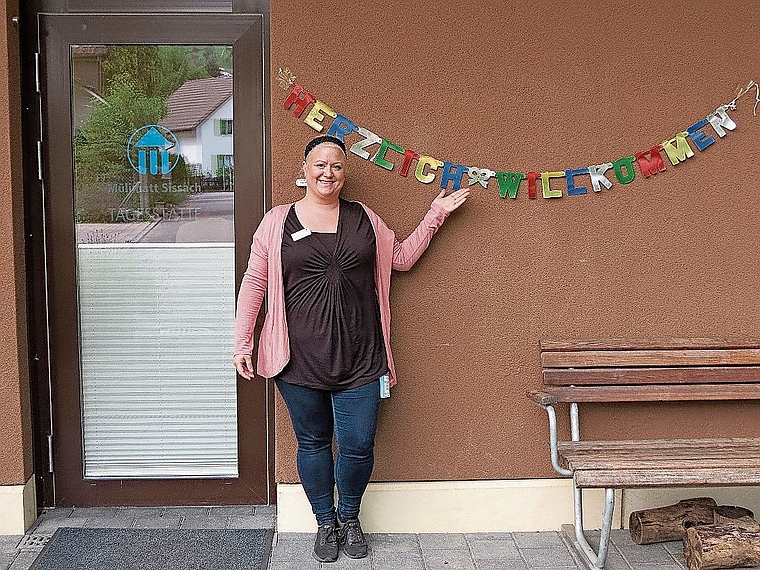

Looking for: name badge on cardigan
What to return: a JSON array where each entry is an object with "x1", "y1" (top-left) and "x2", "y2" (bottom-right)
[
  {"x1": 291, "y1": 227, "x2": 312, "y2": 241},
  {"x1": 380, "y1": 374, "x2": 390, "y2": 398}
]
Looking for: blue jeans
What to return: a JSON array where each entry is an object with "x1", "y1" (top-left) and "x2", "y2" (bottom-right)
[{"x1": 275, "y1": 379, "x2": 381, "y2": 525}]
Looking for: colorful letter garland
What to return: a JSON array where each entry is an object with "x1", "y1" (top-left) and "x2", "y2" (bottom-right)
[{"x1": 278, "y1": 68, "x2": 759, "y2": 201}]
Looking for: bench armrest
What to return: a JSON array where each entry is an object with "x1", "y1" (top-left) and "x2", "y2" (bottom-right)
[
  {"x1": 527, "y1": 390, "x2": 558, "y2": 407},
  {"x1": 526, "y1": 394, "x2": 573, "y2": 477}
]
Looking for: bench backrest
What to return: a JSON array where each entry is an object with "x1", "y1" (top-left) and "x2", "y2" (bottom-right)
[{"x1": 539, "y1": 339, "x2": 760, "y2": 402}]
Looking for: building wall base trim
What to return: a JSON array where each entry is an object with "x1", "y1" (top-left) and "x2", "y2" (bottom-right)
[
  {"x1": 0, "y1": 477, "x2": 37, "y2": 535},
  {"x1": 277, "y1": 479, "x2": 760, "y2": 533},
  {"x1": 277, "y1": 479, "x2": 614, "y2": 533}
]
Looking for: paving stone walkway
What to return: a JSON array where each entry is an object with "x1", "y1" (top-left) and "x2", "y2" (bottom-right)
[
  {"x1": 266, "y1": 527, "x2": 703, "y2": 570},
  {"x1": 2, "y1": 506, "x2": 741, "y2": 570}
]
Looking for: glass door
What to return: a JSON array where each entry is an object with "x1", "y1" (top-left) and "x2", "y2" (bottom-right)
[{"x1": 39, "y1": 14, "x2": 269, "y2": 506}]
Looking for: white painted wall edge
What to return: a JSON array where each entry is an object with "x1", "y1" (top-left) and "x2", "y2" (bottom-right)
[
  {"x1": 277, "y1": 479, "x2": 619, "y2": 533},
  {"x1": 277, "y1": 479, "x2": 760, "y2": 534},
  {"x1": 0, "y1": 476, "x2": 37, "y2": 535}
]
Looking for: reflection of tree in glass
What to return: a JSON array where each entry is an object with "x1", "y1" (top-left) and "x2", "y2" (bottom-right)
[
  {"x1": 102, "y1": 46, "x2": 213, "y2": 100},
  {"x1": 74, "y1": 73, "x2": 166, "y2": 222},
  {"x1": 185, "y1": 46, "x2": 233, "y2": 78},
  {"x1": 74, "y1": 46, "x2": 225, "y2": 223}
]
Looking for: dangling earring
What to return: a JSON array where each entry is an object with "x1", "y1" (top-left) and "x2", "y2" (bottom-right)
[{"x1": 296, "y1": 165, "x2": 307, "y2": 187}]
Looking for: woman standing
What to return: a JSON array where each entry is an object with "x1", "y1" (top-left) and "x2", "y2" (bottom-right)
[{"x1": 233, "y1": 135, "x2": 469, "y2": 562}]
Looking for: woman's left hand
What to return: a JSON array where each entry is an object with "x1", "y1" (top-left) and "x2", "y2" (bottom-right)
[{"x1": 432, "y1": 188, "x2": 470, "y2": 213}]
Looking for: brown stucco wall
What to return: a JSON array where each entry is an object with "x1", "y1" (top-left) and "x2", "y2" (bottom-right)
[
  {"x1": 0, "y1": 0, "x2": 33, "y2": 486},
  {"x1": 270, "y1": 0, "x2": 760, "y2": 483}
]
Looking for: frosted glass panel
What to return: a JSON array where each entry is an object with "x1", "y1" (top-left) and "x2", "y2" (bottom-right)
[{"x1": 78, "y1": 244, "x2": 237, "y2": 478}]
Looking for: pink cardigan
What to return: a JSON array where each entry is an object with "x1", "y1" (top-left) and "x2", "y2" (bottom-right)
[{"x1": 233, "y1": 200, "x2": 450, "y2": 387}]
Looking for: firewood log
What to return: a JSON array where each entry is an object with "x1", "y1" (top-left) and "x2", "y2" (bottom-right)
[
  {"x1": 713, "y1": 505, "x2": 754, "y2": 525},
  {"x1": 683, "y1": 518, "x2": 760, "y2": 570},
  {"x1": 629, "y1": 497, "x2": 717, "y2": 544}
]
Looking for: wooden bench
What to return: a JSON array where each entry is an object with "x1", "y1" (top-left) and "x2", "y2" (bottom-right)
[{"x1": 528, "y1": 339, "x2": 760, "y2": 569}]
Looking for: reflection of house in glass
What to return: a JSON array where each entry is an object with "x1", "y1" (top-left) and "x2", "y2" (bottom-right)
[
  {"x1": 72, "y1": 45, "x2": 108, "y2": 128},
  {"x1": 161, "y1": 76, "x2": 233, "y2": 189}
]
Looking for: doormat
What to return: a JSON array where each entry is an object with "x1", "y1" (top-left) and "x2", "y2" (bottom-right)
[{"x1": 30, "y1": 527, "x2": 273, "y2": 570}]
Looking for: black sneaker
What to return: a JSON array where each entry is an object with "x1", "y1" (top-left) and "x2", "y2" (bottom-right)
[
  {"x1": 338, "y1": 517, "x2": 368, "y2": 559},
  {"x1": 313, "y1": 523, "x2": 339, "y2": 562}
]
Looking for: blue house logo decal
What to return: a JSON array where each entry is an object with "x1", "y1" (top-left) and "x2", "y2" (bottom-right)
[{"x1": 127, "y1": 125, "x2": 180, "y2": 175}]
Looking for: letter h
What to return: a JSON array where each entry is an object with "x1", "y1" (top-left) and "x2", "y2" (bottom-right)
[{"x1": 283, "y1": 84, "x2": 316, "y2": 118}]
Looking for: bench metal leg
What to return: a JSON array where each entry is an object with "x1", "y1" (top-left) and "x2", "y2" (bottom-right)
[
  {"x1": 539, "y1": 402, "x2": 616, "y2": 568},
  {"x1": 568, "y1": 486, "x2": 615, "y2": 569}
]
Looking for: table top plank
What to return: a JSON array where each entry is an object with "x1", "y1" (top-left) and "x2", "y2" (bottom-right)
[
  {"x1": 530, "y1": 384, "x2": 760, "y2": 402},
  {"x1": 543, "y1": 366, "x2": 760, "y2": 386},
  {"x1": 540, "y1": 339, "x2": 760, "y2": 351},
  {"x1": 574, "y1": 468, "x2": 760, "y2": 488},
  {"x1": 541, "y1": 349, "x2": 760, "y2": 368}
]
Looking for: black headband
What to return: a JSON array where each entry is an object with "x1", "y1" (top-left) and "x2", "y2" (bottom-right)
[{"x1": 304, "y1": 135, "x2": 347, "y2": 160}]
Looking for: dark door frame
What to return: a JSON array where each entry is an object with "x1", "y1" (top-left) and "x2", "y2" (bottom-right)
[{"x1": 30, "y1": 12, "x2": 273, "y2": 508}]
